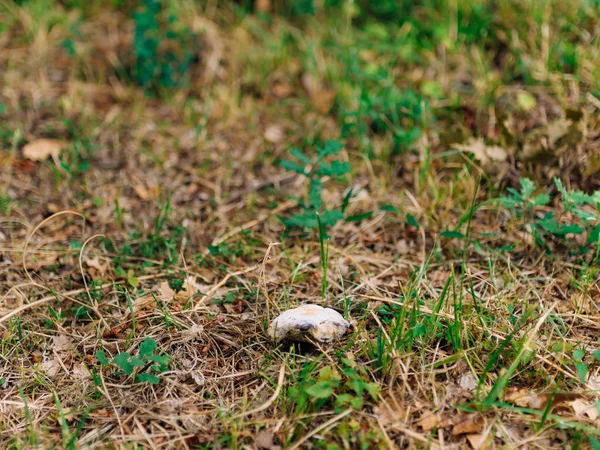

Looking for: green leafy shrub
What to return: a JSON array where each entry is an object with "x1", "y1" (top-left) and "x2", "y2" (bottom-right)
[
  {"x1": 278, "y1": 140, "x2": 352, "y2": 231},
  {"x1": 497, "y1": 178, "x2": 600, "y2": 254},
  {"x1": 287, "y1": 358, "x2": 380, "y2": 414},
  {"x1": 132, "y1": 0, "x2": 198, "y2": 92},
  {"x1": 338, "y1": 50, "x2": 427, "y2": 155},
  {"x1": 96, "y1": 337, "x2": 169, "y2": 384}
]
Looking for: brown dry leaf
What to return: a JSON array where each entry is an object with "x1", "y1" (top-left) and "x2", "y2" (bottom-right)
[
  {"x1": 374, "y1": 402, "x2": 397, "y2": 426},
  {"x1": 255, "y1": 429, "x2": 279, "y2": 449},
  {"x1": 416, "y1": 409, "x2": 439, "y2": 431},
  {"x1": 22, "y1": 138, "x2": 64, "y2": 161},
  {"x1": 134, "y1": 185, "x2": 150, "y2": 200},
  {"x1": 85, "y1": 256, "x2": 107, "y2": 274},
  {"x1": 527, "y1": 393, "x2": 550, "y2": 410},
  {"x1": 311, "y1": 90, "x2": 336, "y2": 114},
  {"x1": 255, "y1": 0, "x2": 271, "y2": 12},
  {"x1": 196, "y1": 268, "x2": 216, "y2": 283},
  {"x1": 12, "y1": 157, "x2": 35, "y2": 174},
  {"x1": 53, "y1": 334, "x2": 71, "y2": 353},
  {"x1": 520, "y1": 118, "x2": 573, "y2": 161},
  {"x1": 505, "y1": 387, "x2": 532, "y2": 408},
  {"x1": 459, "y1": 374, "x2": 478, "y2": 391},
  {"x1": 132, "y1": 294, "x2": 155, "y2": 313},
  {"x1": 588, "y1": 373, "x2": 600, "y2": 391},
  {"x1": 584, "y1": 154, "x2": 600, "y2": 177},
  {"x1": 264, "y1": 124, "x2": 284, "y2": 143},
  {"x1": 72, "y1": 362, "x2": 90, "y2": 380},
  {"x1": 272, "y1": 82, "x2": 293, "y2": 98},
  {"x1": 451, "y1": 414, "x2": 485, "y2": 435},
  {"x1": 569, "y1": 398, "x2": 599, "y2": 421},
  {"x1": 41, "y1": 358, "x2": 61, "y2": 377},
  {"x1": 546, "y1": 118, "x2": 572, "y2": 147},
  {"x1": 133, "y1": 185, "x2": 158, "y2": 201},
  {"x1": 466, "y1": 432, "x2": 493, "y2": 450},
  {"x1": 374, "y1": 396, "x2": 406, "y2": 426},
  {"x1": 438, "y1": 413, "x2": 452, "y2": 429},
  {"x1": 174, "y1": 276, "x2": 200, "y2": 302},
  {"x1": 505, "y1": 387, "x2": 584, "y2": 411},
  {"x1": 159, "y1": 281, "x2": 175, "y2": 302},
  {"x1": 24, "y1": 253, "x2": 60, "y2": 270},
  {"x1": 456, "y1": 137, "x2": 507, "y2": 175}
]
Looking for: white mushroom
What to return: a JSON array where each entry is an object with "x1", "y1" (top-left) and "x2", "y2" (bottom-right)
[{"x1": 269, "y1": 304, "x2": 349, "y2": 344}]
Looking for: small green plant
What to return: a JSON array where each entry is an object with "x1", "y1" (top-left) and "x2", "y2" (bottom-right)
[
  {"x1": 114, "y1": 199, "x2": 125, "y2": 230},
  {"x1": 317, "y1": 213, "x2": 329, "y2": 298},
  {"x1": 96, "y1": 337, "x2": 169, "y2": 384},
  {"x1": 0, "y1": 192, "x2": 11, "y2": 216},
  {"x1": 53, "y1": 392, "x2": 90, "y2": 450},
  {"x1": 107, "y1": 201, "x2": 186, "y2": 273},
  {"x1": 279, "y1": 140, "x2": 352, "y2": 231},
  {"x1": 139, "y1": 200, "x2": 185, "y2": 262},
  {"x1": 287, "y1": 357, "x2": 380, "y2": 415},
  {"x1": 497, "y1": 178, "x2": 600, "y2": 254},
  {"x1": 132, "y1": 0, "x2": 198, "y2": 92}
]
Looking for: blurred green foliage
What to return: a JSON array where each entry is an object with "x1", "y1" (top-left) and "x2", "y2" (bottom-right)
[{"x1": 133, "y1": 0, "x2": 198, "y2": 92}]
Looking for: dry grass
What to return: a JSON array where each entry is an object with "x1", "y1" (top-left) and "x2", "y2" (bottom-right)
[{"x1": 1, "y1": 1, "x2": 600, "y2": 449}]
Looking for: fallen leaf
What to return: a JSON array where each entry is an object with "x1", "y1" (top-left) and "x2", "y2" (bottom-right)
[
  {"x1": 569, "y1": 398, "x2": 599, "y2": 421},
  {"x1": 466, "y1": 432, "x2": 493, "y2": 450},
  {"x1": 181, "y1": 324, "x2": 204, "y2": 341},
  {"x1": 584, "y1": 154, "x2": 600, "y2": 178},
  {"x1": 505, "y1": 387, "x2": 583, "y2": 410},
  {"x1": 520, "y1": 118, "x2": 573, "y2": 161},
  {"x1": 588, "y1": 373, "x2": 600, "y2": 391},
  {"x1": 174, "y1": 276, "x2": 199, "y2": 302},
  {"x1": 460, "y1": 374, "x2": 478, "y2": 391},
  {"x1": 311, "y1": 89, "x2": 336, "y2": 114},
  {"x1": 451, "y1": 414, "x2": 485, "y2": 435},
  {"x1": 546, "y1": 118, "x2": 572, "y2": 147},
  {"x1": 190, "y1": 370, "x2": 206, "y2": 386},
  {"x1": 272, "y1": 81, "x2": 293, "y2": 98},
  {"x1": 374, "y1": 403, "x2": 395, "y2": 426},
  {"x1": 159, "y1": 281, "x2": 175, "y2": 302},
  {"x1": 132, "y1": 294, "x2": 155, "y2": 312},
  {"x1": 264, "y1": 124, "x2": 284, "y2": 143},
  {"x1": 505, "y1": 387, "x2": 532, "y2": 408},
  {"x1": 41, "y1": 358, "x2": 61, "y2": 377},
  {"x1": 256, "y1": 429, "x2": 279, "y2": 449},
  {"x1": 456, "y1": 137, "x2": 507, "y2": 175},
  {"x1": 134, "y1": 185, "x2": 151, "y2": 200},
  {"x1": 53, "y1": 334, "x2": 71, "y2": 352},
  {"x1": 438, "y1": 413, "x2": 452, "y2": 429},
  {"x1": 72, "y1": 363, "x2": 90, "y2": 380},
  {"x1": 255, "y1": 0, "x2": 271, "y2": 12},
  {"x1": 374, "y1": 395, "x2": 406, "y2": 426},
  {"x1": 85, "y1": 256, "x2": 107, "y2": 274},
  {"x1": 527, "y1": 393, "x2": 551, "y2": 410},
  {"x1": 416, "y1": 409, "x2": 439, "y2": 431},
  {"x1": 22, "y1": 138, "x2": 64, "y2": 161},
  {"x1": 12, "y1": 157, "x2": 35, "y2": 174},
  {"x1": 24, "y1": 253, "x2": 60, "y2": 270}
]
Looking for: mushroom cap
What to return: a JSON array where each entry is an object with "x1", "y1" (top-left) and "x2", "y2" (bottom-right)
[{"x1": 269, "y1": 304, "x2": 349, "y2": 344}]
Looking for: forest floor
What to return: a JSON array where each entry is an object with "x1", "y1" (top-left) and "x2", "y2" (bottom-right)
[{"x1": 1, "y1": 1, "x2": 600, "y2": 449}]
